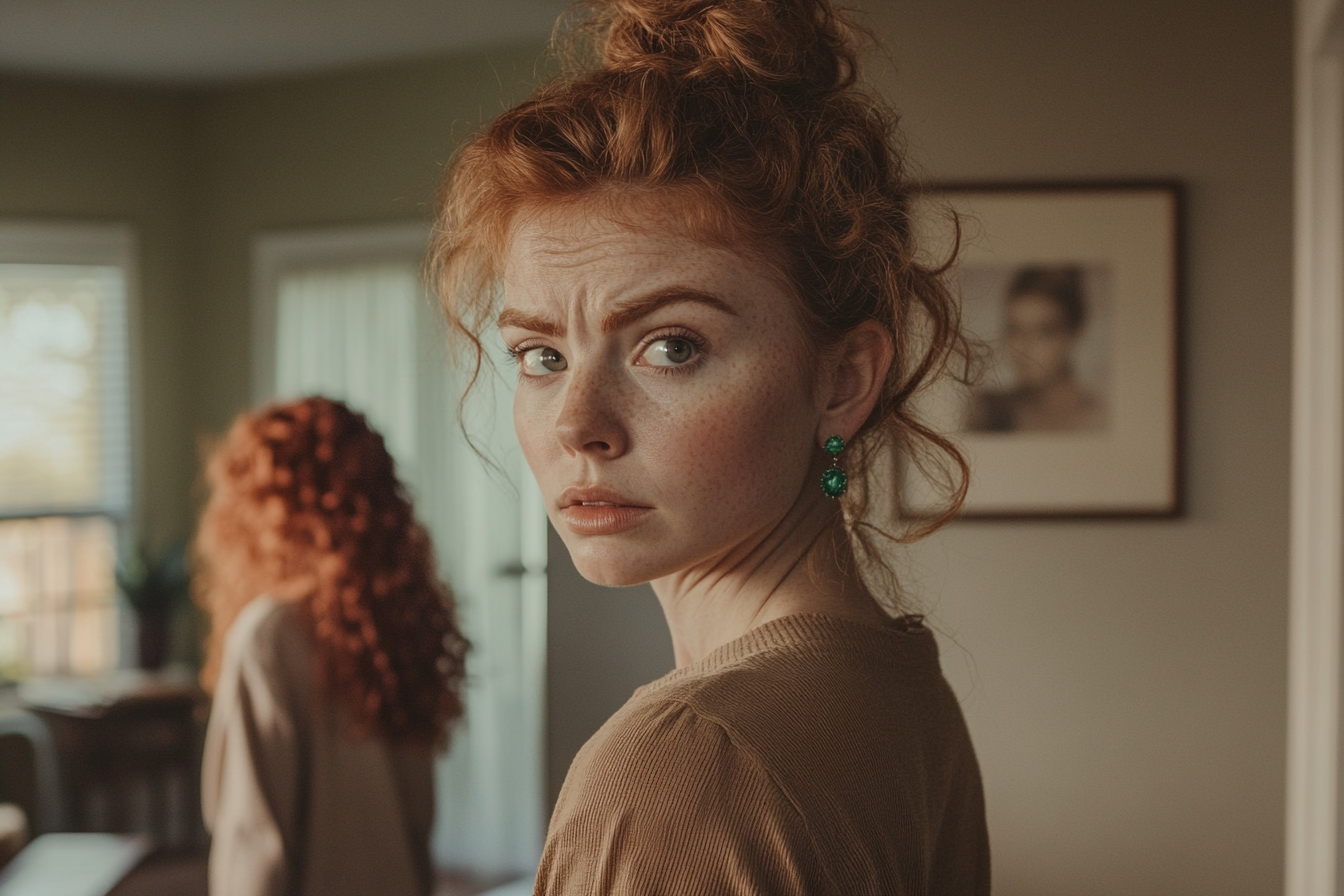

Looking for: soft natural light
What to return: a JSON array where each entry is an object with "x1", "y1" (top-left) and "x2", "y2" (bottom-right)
[
  {"x1": 275, "y1": 262, "x2": 420, "y2": 465},
  {"x1": 0, "y1": 517, "x2": 118, "y2": 679},
  {"x1": 0, "y1": 251, "x2": 131, "y2": 680},
  {"x1": 0, "y1": 266, "x2": 122, "y2": 511}
]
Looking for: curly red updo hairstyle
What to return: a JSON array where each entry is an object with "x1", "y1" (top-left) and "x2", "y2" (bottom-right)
[
  {"x1": 195, "y1": 396, "x2": 468, "y2": 749},
  {"x1": 431, "y1": 0, "x2": 970, "y2": 545}
]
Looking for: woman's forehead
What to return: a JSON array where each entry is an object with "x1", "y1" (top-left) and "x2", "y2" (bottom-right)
[
  {"x1": 508, "y1": 204, "x2": 707, "y2": 269},
  {"x1": 504, "y1": 203, "x2": 775, "y2": 296},
  {"x1": 503, "y1": 186, "x2": 783, "y2": 263},
  {"x1": 499, "y1": 208, "x2": 808, "y2": 342}
]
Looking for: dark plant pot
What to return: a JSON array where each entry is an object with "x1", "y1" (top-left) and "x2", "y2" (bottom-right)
[{"x1": 136, "y1": 612, "x2": 171, "y2": 670}]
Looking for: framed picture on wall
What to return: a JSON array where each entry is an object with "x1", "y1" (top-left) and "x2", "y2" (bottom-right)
[{"x1": 902, "y1": 182, "x2": 1183, "y2": 519}]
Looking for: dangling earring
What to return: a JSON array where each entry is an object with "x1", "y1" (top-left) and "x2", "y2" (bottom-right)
[{"x1": 820, "y1": 435, "x2": 848, "y2": 499}]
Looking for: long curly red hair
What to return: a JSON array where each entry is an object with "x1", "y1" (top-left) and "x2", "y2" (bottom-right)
[{"x1": 195, "y1": 396, "x2": 468, "y2": 749}]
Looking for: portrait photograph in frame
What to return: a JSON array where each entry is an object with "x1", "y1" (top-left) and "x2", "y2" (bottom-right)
[{"x1": 903, "y1": 183, "x2": 1183, "y2": 519}]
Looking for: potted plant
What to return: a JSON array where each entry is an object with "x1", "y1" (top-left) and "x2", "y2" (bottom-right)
[{"x1": 115, "y1": 542, "x2": 190, "y2": 670}]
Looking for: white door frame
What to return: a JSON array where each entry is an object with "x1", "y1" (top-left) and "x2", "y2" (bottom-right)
[{"x1": 1287, "y1": 0, "x2": 1344, "y2": 892}]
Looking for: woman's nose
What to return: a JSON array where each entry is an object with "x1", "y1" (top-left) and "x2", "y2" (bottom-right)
[{"x1": 554, "y1": 368, "x2": 629, "y2": 459}]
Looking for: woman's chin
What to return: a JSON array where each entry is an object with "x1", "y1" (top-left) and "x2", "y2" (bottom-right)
[
  {"x1": 566, "y1": 541, "x2": 666, "y2": 588},
  {"x1": 572, "y1": 557, "x2": 657, "y2": 588}
]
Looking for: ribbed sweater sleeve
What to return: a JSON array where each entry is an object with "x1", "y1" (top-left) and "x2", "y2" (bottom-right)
[{"x1": 537, "y1": 697, "x2": 835, "y2": 896}]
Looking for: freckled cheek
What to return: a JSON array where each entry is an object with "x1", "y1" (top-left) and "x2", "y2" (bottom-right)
[{"x1": 639, "y1": 378, "x2": 812, "y2": 517}]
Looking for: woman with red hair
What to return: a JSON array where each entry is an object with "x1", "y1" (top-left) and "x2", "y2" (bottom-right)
[
  {"x1": 196, "y1": 396, "x2": 467, "y2": 896},
  {"x1": 433, "y1": 0, "x2": 989, "y2": 891}
]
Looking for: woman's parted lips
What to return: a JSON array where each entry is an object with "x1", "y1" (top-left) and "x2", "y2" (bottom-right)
[
  {"x1": 556, "y1": 486, "x2": 654, "y2": 536},
  {"x1": 557, "y1": 485, "x2": 651, "y2": 509}
]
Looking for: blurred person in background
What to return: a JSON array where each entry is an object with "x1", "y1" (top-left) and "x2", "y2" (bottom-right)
[{"x1": 195, "y1": 396, "x2": 468, "y2": 896}]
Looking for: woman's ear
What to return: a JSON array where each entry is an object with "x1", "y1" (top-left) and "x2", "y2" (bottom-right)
[{"x1": 817, "y1": 320, "x2": 894, "y2": 441}]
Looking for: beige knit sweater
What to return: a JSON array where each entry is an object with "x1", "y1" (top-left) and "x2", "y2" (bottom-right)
[
  {"x1": 536, "y1": 614, "x2": 989, "y2": 896},
  {"x1": 202, "y1": 596, "x2": 435, "y2": 896}
]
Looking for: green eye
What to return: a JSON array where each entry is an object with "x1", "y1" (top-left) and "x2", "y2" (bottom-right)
[
  {"x1": 642, "y1": 337, "x2": 697, "y2": 367},
  {"x1": 521, "y1": 346, "x2": 567, "y2": 376}
]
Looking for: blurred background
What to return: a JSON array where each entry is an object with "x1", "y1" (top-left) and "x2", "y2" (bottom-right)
[{"x1": 0, "y1": 1, "x2": 1291, "y2": 894}]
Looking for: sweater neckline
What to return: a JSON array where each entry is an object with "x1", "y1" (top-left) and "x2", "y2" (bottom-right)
[{"x1": 647, "y1": 612, "x2": 941, "y2": 692}]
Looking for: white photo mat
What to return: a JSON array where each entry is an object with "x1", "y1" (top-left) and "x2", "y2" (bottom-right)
[{"x1": 903, "y1": 185, "x2": 1181, "y2": 518}]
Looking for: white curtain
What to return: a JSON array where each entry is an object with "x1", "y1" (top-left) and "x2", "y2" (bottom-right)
[{"x1": 273, "y1": 261, "x2": 546, "y2": 876}]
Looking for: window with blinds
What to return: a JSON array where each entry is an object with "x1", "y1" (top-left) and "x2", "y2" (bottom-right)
[{"x1": 0, "y1": 224, "x2": 134, "y2": 680}]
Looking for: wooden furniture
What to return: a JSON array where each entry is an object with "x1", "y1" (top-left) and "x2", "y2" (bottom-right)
[{"x1": 19, "y1": 670, "x2": 205, "y2": 847}]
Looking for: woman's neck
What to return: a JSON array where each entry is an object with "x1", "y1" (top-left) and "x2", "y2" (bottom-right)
[{"x1": 649, "y1": 493, "x2": 890, "y2": 668}]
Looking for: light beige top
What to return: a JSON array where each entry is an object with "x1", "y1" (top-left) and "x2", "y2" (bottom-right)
[
  {"x1": 537, "y1": 614, "x2": 990, "y2": 896},
  {"x1": 202, "y1": 596, "x2": 435, "y2": 896}
]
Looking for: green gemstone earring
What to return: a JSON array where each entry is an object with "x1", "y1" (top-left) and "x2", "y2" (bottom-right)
[{"x1": 820, "y1": 435, "x2": 848, "y2": 499}]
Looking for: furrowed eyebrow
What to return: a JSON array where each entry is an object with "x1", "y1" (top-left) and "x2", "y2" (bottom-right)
[
  {"x1": 497, "y1": 308, "x2": 562, "y2": 336},
  {"x1": 497, "y1": 288, "x2": 737, "y2": 337},
  {"x1": 600, "y1": 288, "x2": 738, "y2": 334}
]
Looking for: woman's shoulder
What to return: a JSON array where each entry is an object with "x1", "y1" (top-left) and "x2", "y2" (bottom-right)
[
  {"x1": 539, "y1": 616, "x2": 982, "y2": 894},
  {"x1": 575, "y1": 687, "x2": 740, "y2": 782},
  {"x1": 222, "y1": 597, "x2": 313, "y2": 683},
  {"x1": 572, "y1": 613, "x2": 951, "y2": 793},
  {"x1": 228, "y1": 594, "x2": 301, "y2": 640},
  {"x1": 542, "y1": 684, "x2": 832, "y2": 894},
  {"x1": 552, "y1": 672, "x2": 807, "y2": 841},
  {"x1": 635, "y1": 615, "x2": 974, "y2": 811}
]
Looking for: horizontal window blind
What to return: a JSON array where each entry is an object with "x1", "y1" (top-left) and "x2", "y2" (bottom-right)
[
  {"x1": 0, "y1": 223, "x2": 134, "y2": 679},
  {"x1": 0, "y1": 263, "x2": 130, "y2": 517}
]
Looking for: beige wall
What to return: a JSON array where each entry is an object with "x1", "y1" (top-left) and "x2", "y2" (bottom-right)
[
  {"x1": 879, "y1": 1, "x2": 1292, "y2": 894},
  {"x1": 0, "y1": 1, "x2": 1293, "y2": 891}
]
